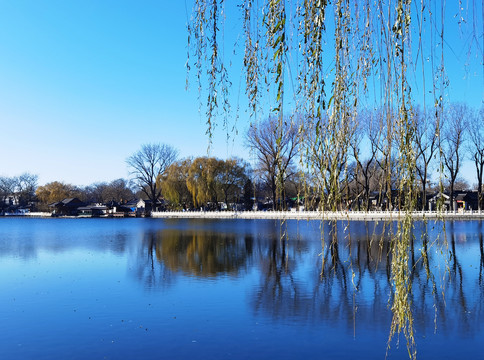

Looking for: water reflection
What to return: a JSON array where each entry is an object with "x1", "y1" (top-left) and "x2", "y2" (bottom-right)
[
  {"x1": 131, "y1": 231, "x2": 176, "y2": 290},
  {"x1": 156, "y1": 230, "x2": 252, "y2": 277},
  {"x1": 1, "y1": 218, "x2": 483, "y2": 358},
  {"x1": 130, "y1": 220, "x2": 483, "y2": 341},
  {"x1": 0, "y1": 218, "x2": 131, "y2": 259}
]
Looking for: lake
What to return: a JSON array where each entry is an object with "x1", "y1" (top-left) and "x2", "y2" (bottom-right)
[{"x1": 0, "y1": 218, "x2": 482, "y2": 359}]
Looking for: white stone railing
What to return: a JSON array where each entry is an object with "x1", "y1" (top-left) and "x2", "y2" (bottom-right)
[
  {"x1": 5, "y1": 210, "x2": 482, "y2": 220},
  {"x1": 151, "y1": 209, "x2": 484, "y2": 220},
  {"x1": 25, "y1": 212, "x2": 52, "y2": 217}
]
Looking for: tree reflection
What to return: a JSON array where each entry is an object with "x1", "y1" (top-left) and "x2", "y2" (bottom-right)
[
  {"x1": 480, "y1": 221, "x2": 484, "y2": 286},
  {"x1": 131, "y1": 228, "x2": 253, "y2": 284},
  {"x1": 126, "y1": 220, "x2": 483, "y2": 344},
  {"x1": 130, "y1": 231, "x2": 176, "y2": 290},
  {"x1": 440, "y1": 221, "x2": 478, "y2": 336},
  {"x1": 157, "y1": 230, "x2": 251, "y2": 277},
  {"x1": 252, "y1": 224, "x2": 309, "y2": 319},
  {"x1": 249, "y1": 220, "x2": 483, "y2": 344}
]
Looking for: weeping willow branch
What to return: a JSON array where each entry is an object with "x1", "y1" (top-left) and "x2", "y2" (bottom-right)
[{"x1": 186, "y1": 1, "x2": 482, "y2": 359}]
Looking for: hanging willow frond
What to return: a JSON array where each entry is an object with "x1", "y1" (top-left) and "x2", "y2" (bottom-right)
[{"x1": 187, "y1": 1, "x2": 482, "y2": 358}]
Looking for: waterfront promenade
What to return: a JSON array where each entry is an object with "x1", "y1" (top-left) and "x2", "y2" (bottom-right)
[{"x1": 151, "y1": 210, "x2": 484, "y2": 221}]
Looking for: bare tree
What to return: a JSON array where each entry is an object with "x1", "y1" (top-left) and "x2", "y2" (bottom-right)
[
  {"x1": 81, "y1": 182, "x2": 108, "y2": 203},
  {"x1": 441, "y1": 104, "x2": 469, "y2": 211},
  {"x1": 0, "y1": 176, "x2": 17, "y2": 209},
  {"x1": 246, "y1": 115, "x2": 301, "y2": 209},
  {"x1": 15, "y1": 173, "x2": 38, "y2": 206},
  {"x1": 414, "y1": 107, "x2": 439, "y2": 210},
  {"x1": 467, "y1": 106, "x2": 484, "y2": 210},
  {"x1": 216, "y1": 158, "x2": 249, "y2": 209},
  {"x1": 102, "y1": 178, "x2": 135, "y2": 203},
  {"x1": 126, "y1": 143, "x2": 178, "y2": 206},
  {"x1": 351, "y1": 110, "x2": 384, "y2": 211},
  {"x1": 0, "y1": 173, "x2": 38, "y2": 209}
]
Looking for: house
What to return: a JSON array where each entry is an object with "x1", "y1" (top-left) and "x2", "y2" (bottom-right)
[
  {"x1": 106, "y1": 200, "x2": 137, "y2": 217},
  {"x1": 124, "y1": 199, "x2": 139, "y2": 211},
  {"x1": 50, "y1": 198, "x2": 85, "y2": 216},
  {"x1": 77, "y1": 204, "x2": 108, "y2": 217},
  {"x1": 455, "y1": 191, "x2": 478, "y2": 211},
  {"x1": 136, "y1": 199, "x2": 162, "y2": 216},
  {"x1": 1, "y1": 194, "x2": 18, "y2": 207},
  {"x1": 428, "y1": 191, "x2": 478, "y2": 211},
  {"x1": 428, "y1": 192, "x2": 450, "y2": 211}
]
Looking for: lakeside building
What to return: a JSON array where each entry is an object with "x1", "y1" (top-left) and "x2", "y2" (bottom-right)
[{"x1": 428, "y1": 191, "x2": 479, "y2": 211}]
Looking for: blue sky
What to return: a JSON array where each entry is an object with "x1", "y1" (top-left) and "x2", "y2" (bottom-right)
[
  {"x1": 0, "y1": 1, "x2": 246, "y2": 186},
  {"x1": 0, "y1": 1, "x2": 482, "y2": 186}
]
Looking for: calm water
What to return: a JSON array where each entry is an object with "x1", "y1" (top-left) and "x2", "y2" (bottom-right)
[{"x1": 0, "y1": 218, "x2": 482, "y2": 359}]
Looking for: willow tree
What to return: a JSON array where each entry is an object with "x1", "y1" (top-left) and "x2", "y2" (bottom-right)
[
  {"x1": 160, "y1": 159, "x2": 193, "y2": 210},
  {"x1": 187, "y1": 1, "x2": 482, "y2": 357},
  {"x1": 35, "y1": 181, "x2": 80, "y2": 205},
  {"x1": 217, "y1": 158, "x2": 249, "y2": 208},
  {"x1": 186, "y1": 157, "x2": 222, "y2": 209}
]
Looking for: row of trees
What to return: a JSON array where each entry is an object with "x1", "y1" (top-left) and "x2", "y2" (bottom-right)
[
  {"x1": 3, "y1": 103, "x2": 481, "y2": 213},
  {"x1": 34, "y1": 179, "x2": 136, "y2": 210},
  {"x1": 0, "y1": 177, "x2": 136, "y2": 212},
  {"x1": 121, "y1": 103, "x2": 484, "y2": 213},
  {"x1": 345, "y1": 104, "x2": 483, "y2": 211},
  {"x1": 124, "y1": 144, "x2": 254, "y2": 211},
  {"x1": 244, "y1": 104, "x2": 483, "y2": 211},
  {"x1": 125, "y1": 141, "x2": 301, "y2": 211}
]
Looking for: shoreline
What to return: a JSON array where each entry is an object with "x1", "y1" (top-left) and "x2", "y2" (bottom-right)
[
  {"x1": 2, "y1": 210, "x2": 484, "y2": 221},
  {"x1": 152, "y1": 210, "x2": 484, "y2": 221}
]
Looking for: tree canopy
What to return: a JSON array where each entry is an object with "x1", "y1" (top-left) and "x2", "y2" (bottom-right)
[{"x1": 36, "y1": 181, "x2": 80, "y2": 205}]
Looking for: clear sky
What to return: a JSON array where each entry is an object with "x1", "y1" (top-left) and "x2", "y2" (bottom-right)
[
  {"x1": 0, "y1": 1, "x2": 482, "y2": 187},
  {"x1": 0, "y1": 1, "x2": 247, "y2": 186}
]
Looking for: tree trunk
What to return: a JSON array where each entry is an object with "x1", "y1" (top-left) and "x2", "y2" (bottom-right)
[
  {"x1": 271, "y1": 176, "x2": 277, "y2": 210},
  {"x1": 450, "y1": 181, "x2": 455, "y2": 211},
  {"x1": 478, "y1": 161, "x2": 483, "y2": 211},
  {"x1": 422, "y1": 174, "x2": 427, "y2": 211}
]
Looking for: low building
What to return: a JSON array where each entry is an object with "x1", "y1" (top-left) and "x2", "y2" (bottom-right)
[
  {"x1": 77, "y1": 204, "x2": 109, "y2": 217},
  {"x1": 50, "y1": 198, "x2": 85, "y2": 216},
  {"x1": 428, "y1": 191, "x2": 478, "y2": 211},
  {"x1": 455, "y1": 192, "x2": 478, "y2": 211},
  {"x1": 136, "y1": 199, "x2": 162, "y2": 216}
]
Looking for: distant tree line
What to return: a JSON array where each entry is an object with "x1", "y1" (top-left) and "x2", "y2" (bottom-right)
[
  {"x1": 34, "y1": 179, "x2": 136, "y2": 211},
  {"x1": 0, "y1": 176, "x2": 136, "y2": 213},
  {"x1": 125, "y1": 141, "x2": 300, "y2": 211},
  {"x1": 245, "y1": 103, "x2": 483, "y2": 212},
  {"x1": 132, "y1": 105, "x2": 483, "y2": 213},
  {"x1": 2, "y1": 103, "x2": 482, "y2": 213},
  {"x1": 282, "y1": 103, "x2": 483, "y2": 211}
]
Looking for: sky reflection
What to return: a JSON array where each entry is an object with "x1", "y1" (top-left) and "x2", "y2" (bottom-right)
[{"x1": 0, "y1": 218, "x2": 482, "y2": 359}]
